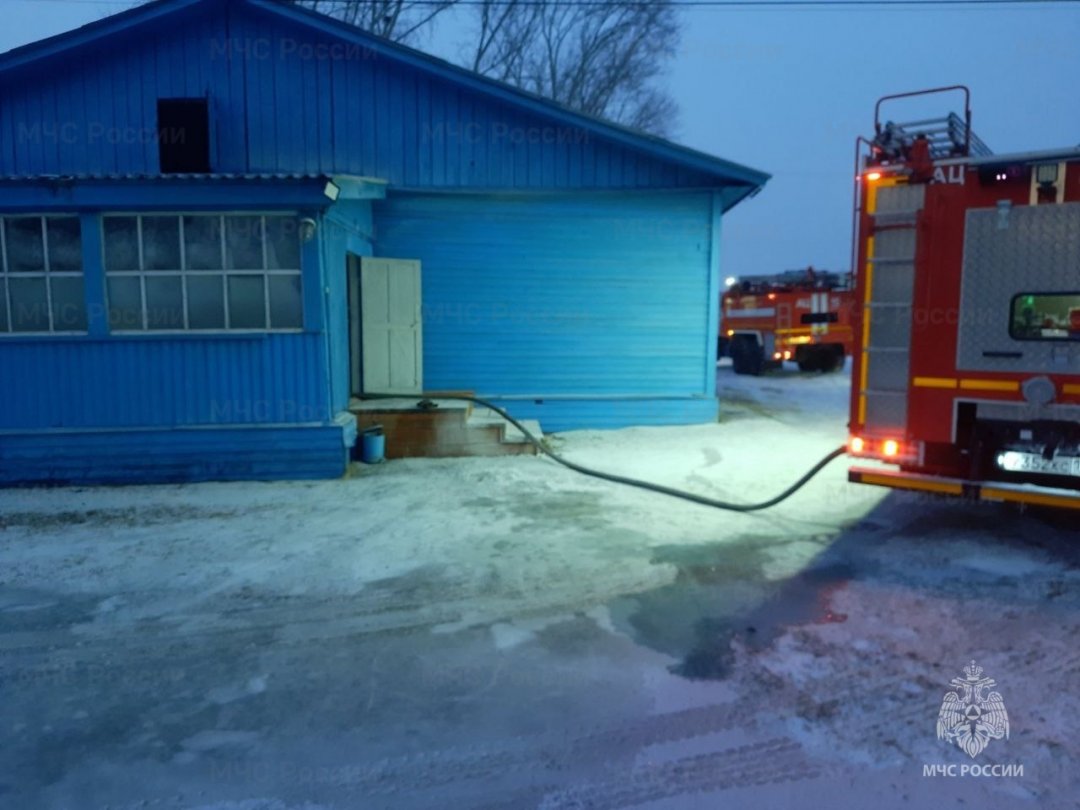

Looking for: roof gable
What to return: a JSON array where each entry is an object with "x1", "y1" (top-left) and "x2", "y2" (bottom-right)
[
  {"x1": 245, "y1": 0, "x2": 768, "y2": 191},
  {"x1": 0, "y1": 0, "x2": 206, "y2": 74},
  {"x1": 0, "y1": 0, "x2": 767, "y2": 203}
]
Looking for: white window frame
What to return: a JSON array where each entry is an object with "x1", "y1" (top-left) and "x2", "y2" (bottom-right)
[
  {"x1": 0, "y1": 214, "x2": 87, "y2": 336},
  {"x1": 102, "y1": 212, "x2": 304, "y2": 334}
]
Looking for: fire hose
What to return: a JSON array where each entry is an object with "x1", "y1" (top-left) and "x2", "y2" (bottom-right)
[{"x1": 363, "y1": 393, "x2": 847, "y2": 513}]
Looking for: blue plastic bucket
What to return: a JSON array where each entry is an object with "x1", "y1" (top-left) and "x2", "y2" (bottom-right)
[{"x1": 360, "y1": 426, "x2": 386, "y2": 464}]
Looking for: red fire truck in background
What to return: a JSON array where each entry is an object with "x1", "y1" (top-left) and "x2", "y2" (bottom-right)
[
  {"x1": 847, "y1": 86, "x2": 1080, "y2": 510},
  {"x1": 720, "y1": 268, "x2": 857, "y2": 375}
]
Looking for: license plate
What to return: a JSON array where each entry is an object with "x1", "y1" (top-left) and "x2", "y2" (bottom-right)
[{"x1": 997, "y1": 451, "x2": 1080, "y2": 478}]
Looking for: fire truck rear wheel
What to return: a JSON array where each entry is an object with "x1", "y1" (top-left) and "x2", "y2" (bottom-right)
[
  {"x1": 796, "y1": 346, "x2": 822, "y2": 372},
  {"x1": 818, "y1": 345, "x2": 845, "y2": 373},
  {"x1": 731, "y1": 335, "x2": 765, "y2": 376},
  {"x1": 798, "y1": 346, "x2": 844, "y2": 373}
]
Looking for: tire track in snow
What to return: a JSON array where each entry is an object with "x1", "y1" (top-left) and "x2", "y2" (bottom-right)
[
  {"x1": 342, "y1": 703, "x2": 758, "y2": 796},
  {"x1": 0, "y1": 567, "x2": 673, "y2": 661},
  {"x1": 536, "y1": 738, "x2": 819, "y2": 809}
]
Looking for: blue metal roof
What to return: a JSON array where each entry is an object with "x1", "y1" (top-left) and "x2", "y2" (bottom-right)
[
  {"x1": 0, "y1": 172, "x2": 329, "y2": 183},
  {"x1": 0, "y1": 0, "x2": 769, "y2": 205},
  {"x1": 0, "y1": 173, "x2": 344, "y2": 212}
]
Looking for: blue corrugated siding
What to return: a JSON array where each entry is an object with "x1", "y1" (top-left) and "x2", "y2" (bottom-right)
[
  {"x1": 373, "y1": 191, "x2": 720, "y2": 428},
  {"x1": 0, "y1": 3, "x2": 720, "y2": 191},
  {"x1": 0, "y1": 423, "x2": 350, "y2": 484},
  {"x1": 0, "y1": 334, "x2": 329, "y2": 430},
  {"x1": 483, "y1": 398, "x2": 719, "y2": 433}
]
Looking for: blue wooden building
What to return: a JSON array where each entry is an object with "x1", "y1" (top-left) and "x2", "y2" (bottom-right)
[{"x1": 0, "y1": 0, "x2": 768, "y2": 483}]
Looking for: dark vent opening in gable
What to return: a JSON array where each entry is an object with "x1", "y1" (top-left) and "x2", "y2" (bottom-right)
[{"x1": 157, "y1": 99, "x2": 211, "y2": 174}]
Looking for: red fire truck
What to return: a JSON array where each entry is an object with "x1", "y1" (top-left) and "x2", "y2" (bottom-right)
[
  {"x1": 847, "y1": 86, "x2": 1080, "y2": 510},
  {"x1": 721, "y1": 268, "x2": 857, "y2": 375}
]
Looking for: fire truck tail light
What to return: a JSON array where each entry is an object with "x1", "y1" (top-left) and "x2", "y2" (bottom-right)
[
  {"x1": 849, "y1": 436, "x2": 916, "y2": 462},
  {"x1": 772, "y1": 351, "x2": 783, "y2": 360},
  {"x1": 865, "y1": 171, "x2": 882, "y2": 181}
]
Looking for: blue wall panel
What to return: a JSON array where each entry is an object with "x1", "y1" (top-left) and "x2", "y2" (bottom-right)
[
  {"x1": 0, "y1": 334, "x2": 329, "y2": 430},
  {"x1": 373, "y1": 191, "x2": 721, "y2": 429},
  {"x1": 0, "y1": 422, "x2": 351, "y2": 484},
  {"x1": 0, "y1": 2, "x2": 727, "y2": 192}
]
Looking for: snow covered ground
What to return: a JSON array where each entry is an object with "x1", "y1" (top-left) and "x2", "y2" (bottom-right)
[{"x1": 1, "y1": 361, "x2": 1078, "y2": 809}]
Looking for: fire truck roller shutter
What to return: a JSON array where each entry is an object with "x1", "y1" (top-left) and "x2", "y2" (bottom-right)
[
  {"x1": 863, "y1": 185, "x2": 924, "y2": 434},
  {"x1": 956, "y1": 202, "x2": 1080, "y2": 374}
]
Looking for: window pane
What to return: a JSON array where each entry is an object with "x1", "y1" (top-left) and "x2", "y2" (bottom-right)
[
  {"x1": 227, "y1": 274, "x2": 265, "y2": 329},
  {"x1": 265, "y1": 217, "x2": 301, "y2": 270},
  {"x1": 9, "y1": 277, "x2": 49, "y2": 331},
  {"x1": 145, "y1": 275, "x2": 184, "y2": 330},
  {"x1": 268, "y1": 274, "x2": 303, "y2": 329},
  {"x1": 5, "y1": 218, "x2": 45, "y2": 273},
  {"x1": 0, "y1": 279, "x2": 8, "y2": 331},
  {"x1": 1011, "y1": 293, "x2": 1080, "y2": 341},
  {"x1": 186, "y1": 275, "x2": 225, "y2": 329},
  {"x1": 108, "y1": 276, "x2": 143, "y2": 330},
  {"x1": 225, "y1": 216, "x2": 264, "y2": 270},
  {"x1": 103, "y1": 217, "x2": 140, "y2": 272},
  {"x1": 142, "y1": 216, "x2": 181, "y2": 271},
  {"x1": 46, "y1": 217, "x2": 83, "y2": 273},
  {"x1": 183, "y1": 215, "x2": 223, "y2": 270},
  {"x1": 50, "y1": 276, "x2": 87, "y2": 331}
]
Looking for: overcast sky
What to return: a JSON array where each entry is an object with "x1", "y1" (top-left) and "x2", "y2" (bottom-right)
[{"x1": 3, "y1": 0, "x2": 1079, "y2": 278}]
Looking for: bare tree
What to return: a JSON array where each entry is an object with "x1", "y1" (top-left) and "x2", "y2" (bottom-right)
[
  {"x1": 291, "y1": 1, "x2": 458, "y2": 44},
  {"x1": 469, "y1": 0, "x2": 538, "y2": 80},
  {"x1": 477, "y1": 0, "x2": 680, "y2": 136},
  {"x1": 293, "y1": 0, "x2": 681, "y2": 136}
]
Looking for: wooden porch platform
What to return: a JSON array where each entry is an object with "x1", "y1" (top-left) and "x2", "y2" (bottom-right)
[{"x1": 350, "y1": 394, "x2": 541, "y2": 459}]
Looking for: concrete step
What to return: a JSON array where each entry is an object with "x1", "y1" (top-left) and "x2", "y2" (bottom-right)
[{"x1": 466, "y1": 408, "x2": 543, "y2": 446}]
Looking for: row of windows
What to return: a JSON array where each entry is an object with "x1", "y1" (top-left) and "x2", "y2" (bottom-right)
[
  {"x1": 106, "y1": 274, "x2": 302, "y2": 331},
  {"x1": 103, "y1": 214, "x2": 301, "y2": 273},
  {"x1": 0, "y1": 214, "x2": 304, "y2": 334}
]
